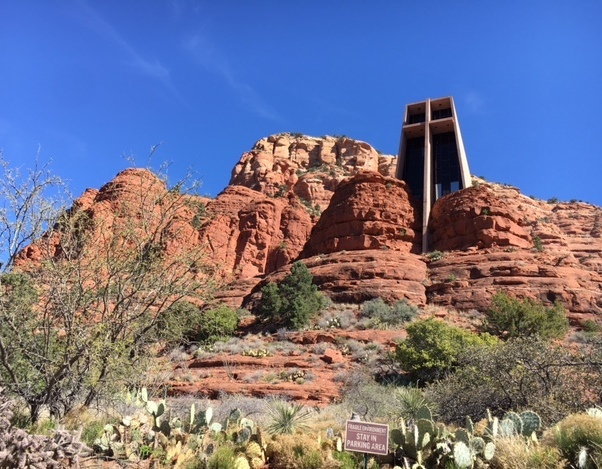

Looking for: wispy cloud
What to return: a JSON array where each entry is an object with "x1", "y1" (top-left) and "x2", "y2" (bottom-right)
[
  {"x1": 464, "y1": 91, "x2": 485, "y2": 114},
  {"x1": 185, "y1": 33, "x2": 281, "y2": 121},
  {"x1": 73, "y1": 1, "x2": 177, "y2": 95},
  {"x1": 169, "y1": 0, "x2": 202, "y2": 20}
]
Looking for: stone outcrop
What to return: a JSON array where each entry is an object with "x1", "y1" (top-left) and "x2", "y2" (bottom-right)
[
  {"x1": 429, "y1": 183, "x2": 532, "y2": 251},
  {"x1": 12, "y1": 134, "x2": 602, "y2": 407},
  {"x1": 196, "y1": 185, "x2": 313, "y2": 282},
  {"x1": 300, "y1": 171, "x2": 421, "y2": 257},
  {"x1": 246, "y1": 249, "x2": 427, "y2": 307},
  {"x1": 230, "y1": 133, "x2": 397, "y2": 211},
  {"x1": 425, "y1": 181, "x2": 602, "y2": 321}
]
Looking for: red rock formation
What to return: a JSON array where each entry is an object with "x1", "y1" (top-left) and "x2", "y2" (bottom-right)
[
  {"x1": 426, "y1": 181, "x2": 602, "y2": 321},
  {"x1": 301, "y1": 171, "x2": 421, "y2": 257},
  {"x1": 11, "y1": 135, "x2": 602, "y2": 407},
  {"x1": 229, "y1": 133, "x2": 397, "y2": 211},
  {"x1": 197, "y1": 186, "x2": 313, "y2": 281},
  {"x1": 15, "y1": 136, "x2": 602, "y2": 321},
  {"x1": 246, "y1": 249, "x2": 427, "y2": 308},
  {"x1": 429, "y1": 184, "x2": 532, "y2": 251}
]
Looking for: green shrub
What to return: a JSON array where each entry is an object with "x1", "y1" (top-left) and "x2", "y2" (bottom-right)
[
  {"x1": 491, "y1": 436, "x2": 566, "y2": 469},
  {"x1": 426, "y1": 337, "x2": 602, "y2": 424},
  {"x1": 332, "y1": 450, "x2": 359, "y2": 469},
  {"x1": 196, "y1": 305, "x2": 240, "y2": 344},
  {"x1": 533, "y1": 235, "x2": 544, "y2": 252},
  {"x1": 361, "y1": 298, "x2": 418, "y2": 328},
  {"x1": 256, "y1": 262, "x2": 326, "y2": 330},
  {"x1": 390, "y1": 386, "x2": 434, "y2": 423},
  {"x1": 581, "y1": 319, "x2": 601, "y2": 333},
  {"x1": 483, "y1": 292, "x2": 569, "y2": 340},
  {"x1": 395, "y1": 318, "x2": 497, "y2": 382},
  {"x1": 426, "y1": 250, "x2": 444, "y2": 261},
  {"x1": 160, "y1": 300, "x2": 203, "y2": 344},
  {"x1": 81, "y1": 420, "x2": 106, "y2": 446}
]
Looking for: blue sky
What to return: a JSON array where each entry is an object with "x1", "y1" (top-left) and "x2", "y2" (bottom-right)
[{"x1": 1, "y1": 1, "x2": 601, "y2": 206}]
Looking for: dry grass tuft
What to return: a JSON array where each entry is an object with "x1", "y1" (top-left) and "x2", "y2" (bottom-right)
[{"x1": 490, "y1": 436, "x2": 566, "y2": 469}]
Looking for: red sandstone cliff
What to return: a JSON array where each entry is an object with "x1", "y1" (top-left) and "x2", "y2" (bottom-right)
[{"x1": 16, "y1": 135, "x2": 602, "y2": 322}]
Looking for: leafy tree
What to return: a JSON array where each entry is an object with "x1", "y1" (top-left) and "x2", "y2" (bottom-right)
[
  {"x1": 256, "y1": 262, "x2": 326, "y2": 330},
  {"x1": 483, "y1": 292, "x2": 569, "y2": 340},
  {"x1": 0, "y1": 156, "x2": 213, "y2": 422},
  {"x1": 395, "y1": 318, "x2": 497, "y2": 382}
]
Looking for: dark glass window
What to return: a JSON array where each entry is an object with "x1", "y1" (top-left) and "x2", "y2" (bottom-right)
[
  {"x1": 408, "y1": 113, "x2": 425, "y2": 124},
  {"x1": 432, "y1": 132, "x2": 462, "y2": 200},
  {"x1": 403, "y1": 137, "x2": 425, "y2": 200},
  {"x1": 432, "y1": 108, "x2": 452, "y2": 120}
]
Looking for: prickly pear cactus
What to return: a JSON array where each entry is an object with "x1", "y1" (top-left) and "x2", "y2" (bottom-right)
[
  {"x1": 455, "y1": 428, "x2": 471, "y2": 445},
  {"x1": 499, "y1": 418, "x2": 517, "y2": 437},
  {"x1": 504, "y1": 411, "x2": 523, "y2": 435},
  {"x1": 246, "y1": 441, "x2": 263, "y2": 460},
  {"x1": 415, "y1": 405, "x2": 433, "y2": 422},
  {"x1": 483, "y1": 441, "x2": 496, "y2": 461},
  {"x1": 234, "y1": 454, "x2": 251, "y2": 469},
  {"x1": 0, "y1": 390, "x2": 93, "y2": 468},
  {"x1": 453, "y1": 441, "x2": 474, "y2": 469},
  {"x1": 519, "y1": 411, "x2": 541, "y2": 437}
]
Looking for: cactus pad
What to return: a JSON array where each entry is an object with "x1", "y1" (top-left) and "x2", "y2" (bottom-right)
[
  {"x1": 453, "y1": 441, "x2": 474, "y2": 468},
  {"x1": 519, "y1": 411, "x2": 541, "y2": 436}
]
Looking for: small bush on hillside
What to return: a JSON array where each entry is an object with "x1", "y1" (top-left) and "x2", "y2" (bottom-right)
[
  {"x1": 256, "y1": 262, "x2": 327, "y2": 330},
  {"x1": 395, "y1": 318, "x2": 497, "y2": 383},
  {"x1": 426, "y1": 337, "x2": 602, "y2": 424},
  {"x1": 196, "y1": 305, "x2": 240, "y2": 344},
  {"x1": 483, "y1": 292, "x2": 569, "y2": 340},
  {"x1": 360, "y1": 298, "x2": 418, "y2": 328},
  {"x1": 425, "y1": 250, "x2": 444, "y2": 261},
  {"x1": 581, "y1": 319, "x2": 602, "y2": 333}
]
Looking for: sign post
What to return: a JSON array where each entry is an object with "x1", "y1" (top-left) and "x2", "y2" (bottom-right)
[{"x1": 344, "y1": 420, "x2": 389, "y2": 468}]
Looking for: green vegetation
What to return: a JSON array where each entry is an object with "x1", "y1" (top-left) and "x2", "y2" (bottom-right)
[
  {"x1": 395, "y1": 318, "x2": 498, "y2": 382},
  {"x1": 426, "y1": 250, "x2": 444, "y2": 261},
  {"x1": 267, "y1": 402, "x2": 312, "y2": 435},
  {"x1": 299, "y1": 198, "x2": 322, "y2": 217},
  {"x1": 547, "y1": 412, "x2": 602, "y2": 468},
  {"x1": 189, "y1": 200, "x2": 209, "y2": 229},
  {"x1": 533, "y1": 235, "x2": 544, "y2": 252},
  {"x1": 256, "y1": 262, "x2": 326, "y2": 329},
  {"x1": 426, "y1": 337, "x2": 602, "y2": 424},
  {"x1": 360, "y1": 297, "x2": 418, "y2": 328},
  {"x1": 483, "y1": 292, "x2": 569, "y2": 340},
  {"x1": 0, "y1": 155, "x2": 211, "y2": 423},
  {"x1": 196, "y1": 305, "x2": 240, "y2": 344}
]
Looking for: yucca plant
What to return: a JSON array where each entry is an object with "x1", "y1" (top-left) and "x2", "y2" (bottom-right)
[
  {"x1": 391, "y1": 386, "x2": 434, "y2": 423},
  {"x1": 267, "y1": 402, "x2": 312, "y2": 435}
]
